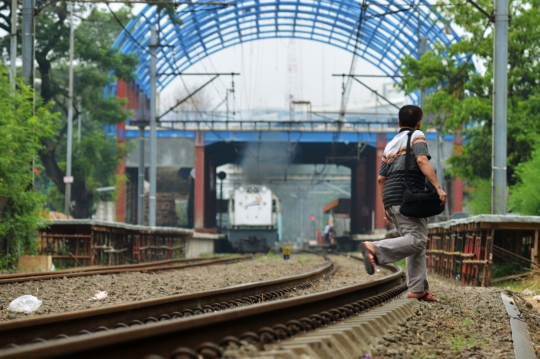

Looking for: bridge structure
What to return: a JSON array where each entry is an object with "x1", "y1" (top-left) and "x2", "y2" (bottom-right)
[{"x1": 107, "y1": 0, "x2": 464, "y2": 233}]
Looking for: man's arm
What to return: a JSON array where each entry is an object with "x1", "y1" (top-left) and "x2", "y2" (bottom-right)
[
  {"x1": 377, "y1": 175, "x2": 386, "y2": 201},
  {"x1": 377, "y1": 175, "x2": 393, "y2": 225},
  {"x1": 416, "y1": 155, "x2": 448, "y2": 204}
]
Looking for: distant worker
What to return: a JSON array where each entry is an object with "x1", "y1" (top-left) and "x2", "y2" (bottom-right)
[
  {"x1": 361, "y1": 105, "x2": 447, "y2": 303},
  {"x1": 323, "y1": 222, "x2": 332, "y2": 244}
]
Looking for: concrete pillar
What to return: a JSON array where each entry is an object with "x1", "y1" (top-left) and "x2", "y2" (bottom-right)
[
  {"x1": 194, "y1": 132, "x2": 215, "y2": 229},
  {"x1": 208, "y1": 160, "x2": 217, "y2": 229},
  {"x1": 374, "y1": 134, "x2": 386, "y2": 229},
  {"x1": 350, "y1": 158, "x2": 369, "y2": 234}
]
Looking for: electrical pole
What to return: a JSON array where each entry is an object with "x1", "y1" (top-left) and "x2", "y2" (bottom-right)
[
  {"x1": 64, "y1": 1, "x2": 75, "y2": 217},
  {"x1": 492, "y1": 0, "x2": 508, "y2": 214},
  {"x1": 138, "y1": 90, "x2": 146, "y2": 225},
  {"x1": 21, "y1": 0, "x2": 33, "y2": 84},
  {"x1": 149, "y1": 26, "x2": 157, "y2": 227},
  {"x1": 10, "y1": 0, "x2": 17, "y2": 88}
]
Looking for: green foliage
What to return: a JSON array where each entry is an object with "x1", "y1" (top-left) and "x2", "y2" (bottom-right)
[
  {"x1": 491, "y1": 262, "x2": 527, "y2": 279},
  {"x1": 0, "y1": 65, "x2": 60, "y2": 267},
  {"x1": 27, "y1": 3, "x2": 138, "y2": 218},
  {"x1": 47, "y1": 131, "x2": 132, "y2": 215},
  {"x1": 509, "y1": 146, "x2": 540, "y2": 214},
  {"x1": 399, "y1": 0, "x2": 540, "y2": 212},
  {"x1": 465, "y1": 178, "x2": 491, "y2": 215}
]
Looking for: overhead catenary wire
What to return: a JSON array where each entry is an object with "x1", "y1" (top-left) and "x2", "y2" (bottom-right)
[{"x1": 107, "y1": 4, "x2": 234, "y2": 143}]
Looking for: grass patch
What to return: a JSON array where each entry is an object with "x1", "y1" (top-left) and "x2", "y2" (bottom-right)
[
  {"x1": 296, "y1": 254, "x2": 314, "y2": 265},
  {"x1": 418, "y1": 351, "x2": 438, "y2": 359},
  {"x1": 492, "y1": 272, "x2": 540, "y2": 293},
  {"x1": 254, "y1": 251, "x2": 282, "y2": 263},
  {"x1": 462, "y1": 317, "x2": 473, "y2": 328},
  {"x1": 448, "y1": 332, "x2": 477, "y2": 354},
  {"x1": 233, "y1": 263, "x2": 248, "y2": 270},
  {"x1": 393, "y1": 259, "x2": 406, "y2": 270}
]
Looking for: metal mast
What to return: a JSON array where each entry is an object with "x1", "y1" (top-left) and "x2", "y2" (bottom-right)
[
  {"x1": 64, "y1": 1, "x2": 75, "y2": 217},
  {"x1": 149, "y1": 26, "x2": 158, "y2": 226},
  {"x1": 10, "y1": 0, "x2": 17, "y2": 88},
  {"x1": 492, "y1": 0, "x2": 508, "y2": 214},
  {"x1": 21, "y1": 0, "x2": 33, "y2": 84}
]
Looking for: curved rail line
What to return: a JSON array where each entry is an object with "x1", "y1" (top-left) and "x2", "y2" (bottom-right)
[
  {"x1": 0, "y1": 262, "x2": 405, "y2": 359},
  {"x1": 0, "y1": 256, "x2": 251, "y2": 284},
  {"x1": 0, "y1": 257, "x2": 334, "y2": 348}
]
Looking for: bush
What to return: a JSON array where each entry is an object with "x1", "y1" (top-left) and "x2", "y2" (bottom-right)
[{"x1": 0, "y1": 66, "x2": 59, "y2": 269}]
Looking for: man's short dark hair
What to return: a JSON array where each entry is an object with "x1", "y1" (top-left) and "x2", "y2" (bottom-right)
[{"x1": 399, "y1": 105, "x2": 423, "y2": 128}]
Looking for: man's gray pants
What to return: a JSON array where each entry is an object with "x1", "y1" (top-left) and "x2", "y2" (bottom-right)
[{"x1": 372, "y1": 205, "x2": 429, "y2": 293}]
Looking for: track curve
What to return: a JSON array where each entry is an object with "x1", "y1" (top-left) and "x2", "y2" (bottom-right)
[
  {"x1": 0, "y1": 256, "x2": 334, "y2": 348},
  {"x1": 0, "y1": 261, "x2": 404, "y2": 359}
]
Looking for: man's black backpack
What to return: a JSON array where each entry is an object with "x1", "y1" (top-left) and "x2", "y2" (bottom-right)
[{"x1": 399, "y1": 130, "x2": 445, "y2": 218}]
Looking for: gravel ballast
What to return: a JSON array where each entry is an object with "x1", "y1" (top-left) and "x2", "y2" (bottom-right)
[
  {"x1": 370, "y1": 275, "x2": 515, "y2": 359},
  {"x1": 219, "y1": 259, "x2": 520, "y2": 359},
  {"x1": 0, "y1": 254, "x2": 385, "y2": 322}
]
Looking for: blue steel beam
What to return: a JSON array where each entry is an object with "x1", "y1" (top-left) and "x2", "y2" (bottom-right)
[
  {"x1": 123, "y1": 128, "x2": 454, "y2": 147},
  {"x1": 107, "y1": 0, "x2": 460, "y2": 101}
]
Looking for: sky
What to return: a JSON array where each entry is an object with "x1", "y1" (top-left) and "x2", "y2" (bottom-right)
[{"x1": 159, "y1": 38, "x2": 406, "y2": 117}]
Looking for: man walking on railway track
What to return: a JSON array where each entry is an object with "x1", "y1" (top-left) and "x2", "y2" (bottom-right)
[{"x1": 361, "y1": 105, "x2": 447, "y2": 303}]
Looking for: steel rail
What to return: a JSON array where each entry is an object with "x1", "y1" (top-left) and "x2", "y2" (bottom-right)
[
  {"x1": 0, "y1": 256, "x2": 250, "y2": 284},
  {"x1": 0, "y1": 257, "x2": 217, "y2": 280},
  {"x1": 0, "y1": 263, "x2": 403, "y2": 359},
  {"x1": 0, "y1": 258, "x2": 333, "y2": 348}
]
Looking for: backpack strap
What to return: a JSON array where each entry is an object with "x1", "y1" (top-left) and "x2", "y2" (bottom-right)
[{"x1": 404, "y1": 129, "x2": 416, "y2": 185}]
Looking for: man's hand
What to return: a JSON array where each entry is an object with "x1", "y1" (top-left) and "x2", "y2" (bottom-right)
[{"x1": 437, "y1": 187, "x2": 448, "y2": 205}]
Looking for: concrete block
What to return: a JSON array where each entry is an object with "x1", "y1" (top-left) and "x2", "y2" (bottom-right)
[
  {"x1": 256, "y1": 349, "x2": 298, "y2": 359},
  {"x1": 288, "y1": 336, "x2": 352, "y2": 359},
  {"x1": 311, "y1": 326, "x2": 369, "y2": 352},
  {"x1": 277, "y1": 344, "x2": 324, "y2": 358},
  {"x1": 18, "y1": 256, "x2": 52, "y2": 272},
  {"x1": 185, "y1": 237, "x2": 214, "y2": 258}
]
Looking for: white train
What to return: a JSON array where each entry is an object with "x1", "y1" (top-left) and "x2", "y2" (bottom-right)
[{"x1": 228, "y1": 185, "x2": 282, "y2": 253}]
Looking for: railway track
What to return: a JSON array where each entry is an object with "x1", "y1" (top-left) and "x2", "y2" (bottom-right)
[
  {"x1": 0, "y1": 255, "x2": 334, "y2": 348},
  {"x1": 0, "y1": 256, "x2": 251, "y2": 284},
  {"x1": 0, "y1": 258, "x2": 405, "y2": 359}
]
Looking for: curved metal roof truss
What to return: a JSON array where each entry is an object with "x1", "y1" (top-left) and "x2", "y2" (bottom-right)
[{"x1": 107, "y1": 0, "x2": 460, "y2": 102}]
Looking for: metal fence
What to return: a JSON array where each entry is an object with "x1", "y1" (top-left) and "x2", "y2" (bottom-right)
[{"x1": 38, "y1": 220, "x2": 218, "y2": 267}]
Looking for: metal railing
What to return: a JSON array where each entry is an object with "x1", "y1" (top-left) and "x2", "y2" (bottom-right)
[{"x1": 142, "y1": 119, "x2": 400, "y2": 133}]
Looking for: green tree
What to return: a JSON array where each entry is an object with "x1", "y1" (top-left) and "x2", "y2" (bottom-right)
[
  {"x1": 0, "y1": 65, "x2": 59, "y2": 267},
  {"x1": 36, "y1": 4, "x2": 138, "y2": 218},
  {"x1": 398, "y1": 0, "x2": 540, "y2": 212},
  {"x1": 1, "y1": 2, "x2": 138, "y2": 218}
]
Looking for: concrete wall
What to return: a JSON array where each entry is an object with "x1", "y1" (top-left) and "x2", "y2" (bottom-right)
[
  {"x1": 185, "y1": 237, "x2": 214, "y2": 258},
  {"x1": 126, "y1": 137, "x2": 195, "y2": 168}
]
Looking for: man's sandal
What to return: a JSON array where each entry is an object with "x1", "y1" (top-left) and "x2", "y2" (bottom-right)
[
  {"x1": 406, "y1": 291, "x2": 441, "y2": 302},
  {"x1": 361, "y1": 242, "x2": 377, "y2": 275}
]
